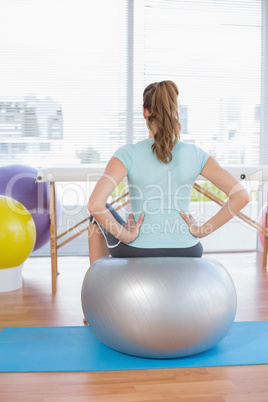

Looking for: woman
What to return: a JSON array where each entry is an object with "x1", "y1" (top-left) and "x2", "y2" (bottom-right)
[{"x1": 88, "y1": 80, "x2": 250, "y2": 264}]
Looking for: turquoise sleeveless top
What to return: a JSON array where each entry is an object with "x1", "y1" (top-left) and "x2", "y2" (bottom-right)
[{"x1": 113, "y1": 138, "x2": 209, "y2": 248}]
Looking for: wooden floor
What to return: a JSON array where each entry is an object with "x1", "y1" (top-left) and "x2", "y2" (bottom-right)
[{"x1": 0, "y1": 252, "x2": 268, "y2": 402}]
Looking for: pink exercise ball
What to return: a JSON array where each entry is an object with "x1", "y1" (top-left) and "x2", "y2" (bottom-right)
[{"x1": 258, "y1": 205, "x2": 268, "y2": 248}]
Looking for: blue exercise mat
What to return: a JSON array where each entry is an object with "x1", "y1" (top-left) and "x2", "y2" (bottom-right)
[{"x1": 0, "y1": 321, "x2": 267, "y2": 372}]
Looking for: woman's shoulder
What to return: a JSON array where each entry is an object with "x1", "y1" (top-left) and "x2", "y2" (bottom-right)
[
  {"x1": 133, "y1": 138, "x2": 154, "y2": 148},
  {"x1": 122, "y1": 138, "x2": 154, "y2": 155},
  {"x1": 176, "y1": 140, "x2": 207, "y2": 153},
  {"x1": 175, "y1": 141, "x2": 210, "y2": 171},
  {"x1": 116, "y1": 138, "x2": 153, "y2": 152}
]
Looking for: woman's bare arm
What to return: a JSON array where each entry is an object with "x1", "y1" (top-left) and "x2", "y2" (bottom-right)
[
  {"x1": 181, "y1": 156, "x2": 250, "y2": 238},
  {"x1": 88, "y1": 157, "x2": 144, "y2": 243}
]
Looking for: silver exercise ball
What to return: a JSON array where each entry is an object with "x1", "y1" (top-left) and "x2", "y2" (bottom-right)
[{"x1": 81, "y1": 257, "x2": 237, "y2": 359}]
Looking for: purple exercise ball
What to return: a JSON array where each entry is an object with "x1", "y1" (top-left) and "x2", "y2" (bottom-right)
[{"x1": 0, "y1": 164, "x2": 60, "y2": 251}]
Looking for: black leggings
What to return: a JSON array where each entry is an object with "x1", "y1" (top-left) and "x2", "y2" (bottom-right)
[{"x1": 90, "y1": 203, "x2": 203, "y2": 258}]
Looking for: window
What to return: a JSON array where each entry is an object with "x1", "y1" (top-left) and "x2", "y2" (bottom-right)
[
  {"x1": 0, "y1": 1, "x2": 264, "y2": 168},
  {"x1": 133, "y1": 0, "x2": 263, "y2": 165},
  {"x1": 0, "y1": 0, "x2": 127, "y2": 167}
]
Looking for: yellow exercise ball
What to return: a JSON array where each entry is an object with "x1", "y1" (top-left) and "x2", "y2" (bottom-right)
[{"x1": 0, "y1": 196, "x2": 36, "y2": 269}]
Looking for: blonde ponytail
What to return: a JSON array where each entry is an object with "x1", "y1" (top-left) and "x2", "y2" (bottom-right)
[{"x1": 143, "y1": 80, "x2": 181, "y2": 164}]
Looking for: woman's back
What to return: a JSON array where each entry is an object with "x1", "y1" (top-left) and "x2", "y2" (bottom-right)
[{"x1": 114, "y1": 138, "x2": 209, "y2": 248}]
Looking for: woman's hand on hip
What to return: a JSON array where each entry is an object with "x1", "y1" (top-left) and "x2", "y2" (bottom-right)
[
  {"x1": 123, "y1": 213, "x2": 145, "y2": 243},
  {"x1": 180, "y1": 212, "x2": 204, "y2": 238}
]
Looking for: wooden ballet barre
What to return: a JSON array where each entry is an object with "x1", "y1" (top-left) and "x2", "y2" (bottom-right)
[
  {"x1": 111, "y1": 192, "x2": 129, "y2": 205},
  {"x1": 57, "y1": 226, "x2": 89, "y2": 250},
  {"x1": 193, "y1": 183, "x2": 268, "y2": 268},
  {"x1": 193, "y1": 183, "x2": 268, "y2": 237},
  {"x1": 57, "y1": 218, "x2": 89, "y2": 241}
]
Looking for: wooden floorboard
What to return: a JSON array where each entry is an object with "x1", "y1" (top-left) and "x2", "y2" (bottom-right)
[{"x1": 0, "y1": 252, "x2": 267, "y2": 402}]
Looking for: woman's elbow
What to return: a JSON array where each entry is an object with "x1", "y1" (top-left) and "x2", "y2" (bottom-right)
[
  {"x1": 87, "y1": 198, "x2": 97, "y2": 215},
  {"x1": 240, "y1": 189, "x2": 250, "y2": 208},
  {"x1": 87, "y1": 198, "x2": 106, "y2": 216}
]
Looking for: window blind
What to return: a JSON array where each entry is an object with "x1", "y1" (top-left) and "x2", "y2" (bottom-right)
[
  {"x1": 0, "y1": 0, "x2": 264, "y2": 168},
  {"x1": 0, "y1": 0, "x2": 127, "y2": 167},
  {"x1": 133, "y1": 0, "x2": 263, "y2": 165}
]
